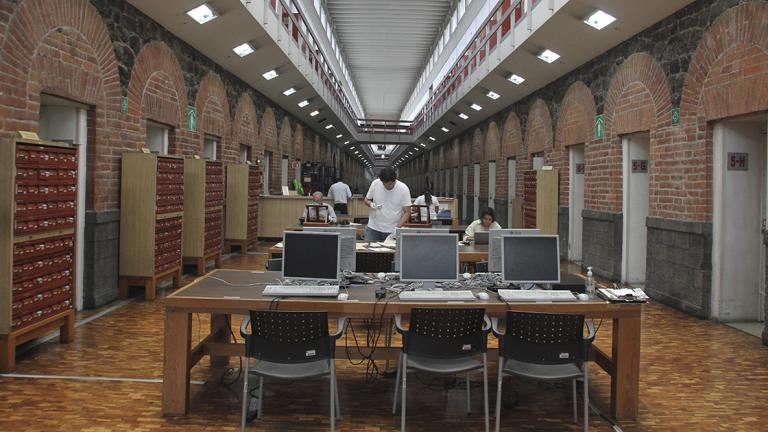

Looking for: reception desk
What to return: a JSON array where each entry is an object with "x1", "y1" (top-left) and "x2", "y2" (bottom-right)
[{"x1": 257, "y1": 195, "x2": 458, "y2": 238}]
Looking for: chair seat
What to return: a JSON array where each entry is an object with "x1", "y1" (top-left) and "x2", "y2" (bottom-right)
[
  {"x1": 248, "y1": 359, "x2": 331, "y2": 380},
  {"x1": 502, "y1": 359, "x2": 583, "y2": 380},
  {"x1": 405, "y1": 354, "x2": 484, "y2": 374}
]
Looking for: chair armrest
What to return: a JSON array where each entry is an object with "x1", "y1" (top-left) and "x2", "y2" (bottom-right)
[
  {"x1": 482, "y1": 315, "x2": 492, "y2": 333},
  {"x1": 240, "y1": 316, "x2": 251, "y2": 339},
  {"x1": 394, "y1": 314, "x2": 407, "y2": 335},
  {"x1": 331, "y1": 317, "x2": 348, "y2": 339},
  {"x1": 491, "y1": 317, "x2": 504, "y2": 339},
  {"x1": 584, "y1": 320, "x2": 596, "y2": 343}
]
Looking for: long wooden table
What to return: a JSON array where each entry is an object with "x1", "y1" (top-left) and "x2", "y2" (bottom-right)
[{"x1": 163, "y1": 270, "x2": 642, "y2": 421}]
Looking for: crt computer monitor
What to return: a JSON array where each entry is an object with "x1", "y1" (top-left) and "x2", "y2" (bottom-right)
[
  {"x1": 399, "y1": 232, "x2": 459, "y2": 287},
  {"x1": 501, "y1": 234, "x2": 560, "y2": 284},
  {"x1": 394, "y1": 227, "x2": 448, "y2": 271},
  {"x1": 282, "y1": 231, "x2": 340, "y2": 281},
  {"x1": 488, "y1": 229, "x2": 540, "y2": 272},
  {"x1": 303, "y1": 226, "x2": 356, "y2": 272}
]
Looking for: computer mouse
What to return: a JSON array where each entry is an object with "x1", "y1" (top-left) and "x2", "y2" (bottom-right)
[
  {"x1": 576, "y1": 293, "x2": 589, "y2": 301},
  {"x1": 463, "y1": 272, "x2": 472, "y2": 280},
  {"x1": 337, "y1": 293, "x2": 349, "y2": 301},
  {"x1": 377, "y1": 272, "x2": 386, "y2": 280},
  {"x1": 476, "y1": 291, "x2": 490, "y2": 301}
]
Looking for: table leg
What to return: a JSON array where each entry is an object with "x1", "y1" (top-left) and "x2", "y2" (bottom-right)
[
  {"x1": 210, "y1": 313, "x2": 232, "y2": 367},
  {"x1": 163, "y1": 308, "x2": 192, "y2": 416},
  {"x1": 60, "y1": 311, "x2": 75, "y2": 343},
  {"x1": 611, "y1": 315, "x2": 641, "y2": 420}
]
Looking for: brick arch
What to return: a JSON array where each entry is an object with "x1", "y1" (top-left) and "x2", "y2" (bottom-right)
[
  {"x1": 127, "y1": 41, "x2": 187, "y2": 128},
  {"x1": 232, "y1": 93, "x2": 259, "y2": 160},
  {"x1": 0, "y1": 0, "x2": 121, "y2": 210},
  {"x1": 293, "y1": 124, "x2": 304, "y2": 161},
  {"x1": 501, "y1": 112, "x2": 522, "y2": 159},
  {"x1": 554, "y1": 81, "x2": 597, "y2": 206},
  {"x1": 279, "y1": 117, "x2": 292, "y2": 158},
  {"x1": 260, "y1": 108, "x2": 278, "y2": 154},
  {"x1": 451, "y1": 139, "x2": 461, "y2": 167},
  {"x1": 484, "y1": 122, "x2": 500, "y2": 161},
  {"x1": 313, "y1": 135, "x2": 321, "y2": 162},
  {"x1": 525, "y1": 99, "x2": 553, "y2": 155},
  {"x1": 472, "y1": 128, "x2": 485, "y2": 162},
  {"x1": 196, "y1": 72, "x2": 232, "y2": 160}
]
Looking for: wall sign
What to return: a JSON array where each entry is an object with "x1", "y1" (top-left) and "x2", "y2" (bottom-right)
[
  {"x1": 186, "y1": 106, "x2": 197, "y2": 132},
  {"x1": 120, "y1": 96, "x2": 129, "y2": 114},
  {"x1": 575, "y1": 163, "x2": 585, "y2": 174},
  {"x1": 727, "y1": 152, "x2": 748, "y2": 171},
  {"x1": 595, "y1": 114, "x2": 605, "y2": 139},
  {"x1": 671, "y1": 107, "x2": 680, "y2": 126},
  {"x1": 631, "y1": 159, "x2": 648, "y2": 173}
]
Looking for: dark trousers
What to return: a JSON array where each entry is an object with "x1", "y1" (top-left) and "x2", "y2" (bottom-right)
[{"x1": 334, "y1": 203, "x2": 348, "y2": 214}]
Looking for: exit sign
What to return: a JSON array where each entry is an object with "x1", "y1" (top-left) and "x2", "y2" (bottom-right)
[
  {"x1": 727, "y1": 152, "x2": 748, "y2": 171},
  {"x1": 631, "y1": 160, "x2": 648, "y2": 173}
]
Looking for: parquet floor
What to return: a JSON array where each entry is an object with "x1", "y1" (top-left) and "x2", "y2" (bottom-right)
[{"x1": 1, "y1": 242, "x2": 767, "y2": 431}]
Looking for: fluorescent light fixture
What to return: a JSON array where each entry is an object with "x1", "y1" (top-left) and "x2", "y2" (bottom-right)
[
  {"x1": 441, "y1": 127, "x2": 449, "y2": 132},
  {"x1": 343, "y1": 141, "x2": 350, "y2": 145},
  {"x1": 354, "y1": 151, "x2": 359, "y2": 154},
  {"x1": 336, "y1": 134, "x2": 343, "y2": 138},
  {"x1": 282, "y1": 88, "x2": 296, "y2": 96},
  {"x1": 262, "y1": 69, "x2": 278, "y2": 80},
  {"x1": 325, "y1": 124, "x2": 334, "y2": 129},
  {"x1": 429, "y1": 137, "x2": 436, "y2": 141},
  {"x1": 458, "y1": 112, "x2": 469, "y2": 119},
  {"x1": 187, "y1": 4, "x2": 217, "y2": 24},
  {"x1": 487, "y1": 91, "x2": 501, "y2": 100},
  {"x1": 419, "y1": 143, "x2": 426, "y2": 147},
  {"x1": 309, "y1": 110, "x2": 320, "y2": 117},
  {"x1": 470, "y1": 103, "x2": 483, "y2": 111},
  {"x1": 538, "y1": 49, "x2": 560, "y2": 63},
  {"x1": 297, "y1": 100, "x2": 310, "y2": 108},
  {"x1": 583, "y1": 10, "x2": 616, "y2": 30},
  {"x1": 233, "y1": 42, "x2": 254, "y2": 57},
  {"x1": 508, "y1": 74, "x2": 525, "y2": 85}
]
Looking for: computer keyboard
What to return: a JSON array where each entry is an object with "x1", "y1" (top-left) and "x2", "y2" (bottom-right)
[
  {"x1": 398, "y1": 290, "x2": 476, "y2": 301},
  {"x1": 263, "y1": 285, "x2": 340, "y2": 297},
  {"x1": 497, "y1": 289, "x2": 576, "y2": 302}
]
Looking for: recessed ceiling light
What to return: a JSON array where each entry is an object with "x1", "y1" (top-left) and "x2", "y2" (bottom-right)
[
  {"x1": 583, "y1": 10, "x2": 616, "y2": 30},
  {"x1": 309, "y1": 110, "x2": 320, "y2": 117},
  {"x1": 343, "y1": 141, "x2": 350, "y2": 145},
  {"x1": 283, "y1": 88, "x2": 296, "y2": 96},
  {"x1": 325, "y1": 124, "x2": 334, "y2": 129},
  {"x1": 354, "y1": 151, "x2": 359, "y2": 154},
  {"x1": 233, "y1": 42, "x2": 254, "y2": 57},
  {"x1": 470, "y1": 103, "x2": 483, "y2": 111},
  {"x1": 538, "y1": 49, "x2": 560, "y2": 63},
  {"x1": 508, "y1": 74, "x2": 525, "y2": 85},
  {"x1": 487, "y1": 91, "x2": 501, "y2": 100},
  {"x1": 298, "y1": 100, "x2": 310, "y2": 108},
  {"x1": 336, "y1": 134, "x2": 343, "y2": 138},
  {"x1": 429, "y1": 137, "x2": 436, "y2": 141},
  {"x1": 419, "y1": 143, "x2": 426, "y2": 147},
  {"x1": 441, "y1": 127, "x2": 449, "y2": 132},
  {"x1": 262, "y1": 69, "x2": 278, "y2": 80},
  {"x1": 187, "y1": 4, "x2": 217, "y2": 24},
  {"x1": 458, "y1": 112, "x2": 469, "y2": 119}
]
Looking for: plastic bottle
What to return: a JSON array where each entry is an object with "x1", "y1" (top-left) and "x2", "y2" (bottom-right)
[{"x1": 585, "y1": 266, "x2": 596, "y2": 298}]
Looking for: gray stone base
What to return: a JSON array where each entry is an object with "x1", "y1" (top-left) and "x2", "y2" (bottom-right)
[
  {"x1": 645, "y1": 217, "x2": 711, "y2": 319},
  {"x1": 581, "y1": 210, "x2": 622, "y2": 281},
  {"x1": 494, "y1": 199, "x2": 508, "y2": 228},
  {"x1": 558, "y1": 207, "x2": 569, "y2": 260},
  {"x1": 83, "y1": 210, "x2": 120, "y2": 309}
]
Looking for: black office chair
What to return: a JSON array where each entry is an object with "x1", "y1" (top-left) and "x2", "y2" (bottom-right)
[
  {"x1": 265, "y1": 258, "x2": 282, "y2": 271},
  {"x1": 492, "y1": 311, "x2": 595, "y2": 432},
  {"x1": 475, "y1": 261, "x2": 489, "y2": 273},
  {"x1": 392, "y1": 308, "x2": 491, "y2": 432},
  {"x1": 239, "y1": 311, "x2": 347, "y2": 431}
]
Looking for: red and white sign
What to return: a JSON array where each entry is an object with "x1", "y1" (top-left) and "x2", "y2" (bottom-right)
[{"x1": 727, "y1": 152, "x2": 748, "y2": 171}]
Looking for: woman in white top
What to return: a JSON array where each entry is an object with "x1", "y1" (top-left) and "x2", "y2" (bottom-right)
[
  {"x1": 413, "y1": 189, "x2": 439, "y2": 222},
  {"x1": 464, "y1": 207, "x2": 502, "y2": 240}
]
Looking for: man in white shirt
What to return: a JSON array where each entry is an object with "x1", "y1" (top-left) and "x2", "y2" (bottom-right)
[
  {"x1": 327, "y1": 177, "x2": 352, "y2": 214},
  {"x1": 363, "y1": 168, "x2": 412, "y2": 241},
  {"x1": 301, "y1": 191, "x2": 337, "y2": 223}
]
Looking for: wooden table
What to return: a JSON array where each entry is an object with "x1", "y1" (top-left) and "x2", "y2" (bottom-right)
[{"x1": 162, "y1": 270, "x2": 642, "y2": 421}]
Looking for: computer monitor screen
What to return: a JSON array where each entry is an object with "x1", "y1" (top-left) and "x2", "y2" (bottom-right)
[
  {"x1": 501, "y1": 235, "x2": 560, "y2": 283},
  {"x1": 399, "y1": 232, "x2": 459, "y2": 282},
  {"x1": 303, "y1": 227, "x2": 356, "y2": 272},
  {"x1": 282, "y1": 231, "x2": 340, "y2": 281},
  {"x1": 394, "y1": 227, "x2": 448, "y2": 271},
  {"x1": 488, "y1": 229, "x2": 540, "y2": 272},
  {"x1": 474, "y1": 231, "x2": 489, "y2": 245}
]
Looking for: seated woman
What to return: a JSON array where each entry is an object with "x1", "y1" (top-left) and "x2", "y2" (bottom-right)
[
  {"x1": 464, "y1": 207, "x2": 501, "y2": 241},
  {"x1": 302, "y1": 191, "x2": 337, "y2": 223},
  {"x1": 413, "y1": 189, "x2": 439, "y2": 222}
]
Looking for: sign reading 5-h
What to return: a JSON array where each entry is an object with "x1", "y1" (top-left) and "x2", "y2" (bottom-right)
[{"x1": 727, "y1": 152, "x2": 748, "y2": 171}]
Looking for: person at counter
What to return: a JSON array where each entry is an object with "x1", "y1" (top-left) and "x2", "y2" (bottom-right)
[
  {"x1": 363, "y1": 167, "x2": 411, "y2": 241},
  {"x1": 301, "y1": 191, "x2": 337, "y2": 223},
  {"x1": 464, "y1": 207, "x2": 501, "y2": 240},
  {"x1": 328, "y1": 177, "x2": 352, "y2": 215}
]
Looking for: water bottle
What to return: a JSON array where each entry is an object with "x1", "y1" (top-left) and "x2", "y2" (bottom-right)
[{"x1": 585, "y1": 266, "x2": 596, "y2": 298}]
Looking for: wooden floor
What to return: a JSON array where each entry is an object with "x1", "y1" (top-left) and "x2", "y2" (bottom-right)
[{"x1": 1, "y1": 242, "x2": 767, "y2": 431}]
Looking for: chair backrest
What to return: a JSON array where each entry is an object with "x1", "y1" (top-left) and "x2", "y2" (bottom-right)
[
  {"x1": 246, "y1": 311, "x2": 332, "y2": 363},
  {"x1": 404, "y1": 308, "x2": 487, "y2": 358},
  {"x1": 266, "y1": 258, "x2": 282, "y2": 271},
  {"x1": 501, "y1": 311, "x2": 586, "y2": 365},
  {"x1": 475, "y1": 261, "x2": 489, "y2": 273}
]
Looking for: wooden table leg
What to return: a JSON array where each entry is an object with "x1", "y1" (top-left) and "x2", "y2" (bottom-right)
[
  {"x1": 611, "y1": 315, "x2": 641, "y2": 420},
  {"x1": 60, "y1": 311, "x2": 75, "y2": 343},
  {"x1": 163, "y1": 308, "x2": 192, "y2": 416},
  {"x1": 210, "y1": 313, "x2": 232, "y2": 368},
  {"x1": 0, "y1": 334, "x2": 15, "y2": 372}
]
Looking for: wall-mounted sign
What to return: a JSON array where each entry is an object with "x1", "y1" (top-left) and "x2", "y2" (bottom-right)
[
  {"x1": 631, "y1": 159, "x2": 648, "y2": 173},
  {"x1": 186, "y1": 106, "x2": 197, "y2": 132},
  {"x1": 595, "y1": 114, "x2": 605, "y2": 139},
  {"x1": 671, "y1": 107, "x2": 680, "y2": 126},
  {"x1": 120, "y1": 96, "x2": 129, "y2": 114},
  {"x1": 727, "y1": 152, "x2": 748, "y2": 171},
  {"x1": 575, "y1": 163, "x2": 585, "y2": 174}
]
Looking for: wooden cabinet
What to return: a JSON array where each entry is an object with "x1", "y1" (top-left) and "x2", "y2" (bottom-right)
[
  {"x1": 118, "y1": 152, "x2": 183, "y2": 300},
  {"x1": 225, "y1": 163, "x2": 262, "y2": 253},
  {"x1": 523, "y1": 169, "x2": 559, "y2": 235},
  {"x1": 182, "y1": 158, "x2": 223, "y2": 274},
  {"x1": 0, "y1": 136, "x2": 78, "y2": 371}
]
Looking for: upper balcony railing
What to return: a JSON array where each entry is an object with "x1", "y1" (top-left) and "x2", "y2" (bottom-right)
[
  {"x1": 356, "y1": 119, "x2": 414, "y2": 135},
  {"x1": 411, "y1": 0, "x2": 535, "y2": 133}
]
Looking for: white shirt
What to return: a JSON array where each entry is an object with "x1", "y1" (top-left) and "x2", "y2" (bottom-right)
[
  {"x1": 328, "y1": 181, "x2": 352, "y2": 204},
  {"x1": 365, "y1": 179, "x2": 412, "y2": 233},
  {"x1": 413, "y1": 195, "x2": 439, "y2": 221}
]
